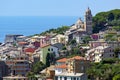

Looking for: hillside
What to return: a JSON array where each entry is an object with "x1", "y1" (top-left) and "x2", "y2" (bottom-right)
[
  {"x1": 92, "y1": 9, "x2": 120, "y2": 33},
  {"x1": 32, "y1": 9, "x2": 120, "y2": 36},
  {"x1": 33, "y1": 26, "x2": 70, "y2": 36}
]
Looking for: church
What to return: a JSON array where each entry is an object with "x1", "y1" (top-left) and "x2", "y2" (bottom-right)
[{"x1": 65, "y1": 7, "x2": 93, "y2": 43}]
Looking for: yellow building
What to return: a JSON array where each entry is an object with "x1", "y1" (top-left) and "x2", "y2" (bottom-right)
[
  {"x1": 55, "y1": 56, "x2": 90, "y2": 74},
  {"x1": 67, "y1": 56, "x2": 90, "y2": 73}
]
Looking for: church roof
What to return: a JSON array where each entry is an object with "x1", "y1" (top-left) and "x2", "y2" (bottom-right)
[{"x1": 76, "y1": 18, "x2": 83, "y2": 24}]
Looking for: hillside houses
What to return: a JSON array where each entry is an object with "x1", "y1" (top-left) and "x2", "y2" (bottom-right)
[
  {"x1": 1, "y1": 8, "x2": 120, "y2": 80},
  {"x1": 86, "y1": 45, "x2": 114, "y2": 62}
]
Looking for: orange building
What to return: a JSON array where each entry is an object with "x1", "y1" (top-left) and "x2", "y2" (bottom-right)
[
  {"x1": 55, "y1": 56, "x2": 90, "y2": 74},
  {"x1": 67, "y1": 56, "x2": 90, "y2": 73}
]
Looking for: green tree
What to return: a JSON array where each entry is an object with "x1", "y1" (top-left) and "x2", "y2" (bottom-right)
[
  {"x1": 26, "y1": 72, "x2": 37, "y2": 80},
  {"x1": 69, "y1": 39, "x2": 77, "y2": 46},
  {"x1": 46, "y1": 53, "x2": 51, "y2": 67},
  {"x1": 113, "y1": 26, "x2": 120, "y2": 31},
  {"x1": 46, "y1": 52, "x2": 56, "y2": 66},
  {"x1": 114, "y1": 47, "x2": 120, "y2": 58},
  {"x1": 39, "y1": 26, "x2": 70, "y2": 35},
  {"x1": 49, "y1": 52, "x2": 56, "y2": 64},
  {"x1": 113, "y1": 74, "x2": 120, "y2": 80},
  {"x1": 108, "y1": 13, "x2": 114, "y2": 21},
  {"x1": 62, "y1": 46, "x2": 67, "y2": 50},
  {"x1": 31, "y1": 61, "x2": 46, "y2": 74},
  {"x1": 83, "y1": 36, "x2": 92, "y2": 44},
  {"x1": 87, "y1": 58, "x2": 120, "y2": 80},
  {"x1": 92, "y1": 9, "x2": 120, "y2": 33}
]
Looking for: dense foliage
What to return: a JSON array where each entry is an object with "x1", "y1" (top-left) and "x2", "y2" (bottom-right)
[
  {"x1": 104, "y1": 33, "x2": 117, "y2": 41},
  {"x1": 114, "y1": 47, "x2": 120, "y2": 58},
  {"x1": 93, "y1": 9, "x2": 120, "y2": 33},
  {"x1": 113, "y1": 26, "x2": 120, "y2": 31},
  {"x1": 27, "y1": 61, "x2": 46, "y2": 79},
  {"x1": 87, "y1": 58, "x2": 120, "y2": 80},
  {"x1": 31, "y1": 61, "x2": 46, "y2": 74},
  {"x1": 46, "y1": 52, "x2": 56, "y2": 67},
  {"x1": 33, "y1": 26, "x2": 70, "y2": 36},
  {"x1": 82, "y1": 35, "x2": 92, "y2": 44},
  {"x1": 26, "y1": 72, "x2": 37, "y2": 80}
]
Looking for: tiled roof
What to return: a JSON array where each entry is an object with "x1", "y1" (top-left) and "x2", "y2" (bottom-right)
[
  {"x1": 46, "y1": 79, "x2": 53, "y2": 80},
  {"x1": 24, "y1": 48, "x2": 35, "y2": 53},
  {"x1": 55, "y1": 64, "x2": 67, "y2": 69},
  {"x1": 69, "y1": 56, "x2": 85, "y2": 60},
  {"x1": 57, "y1": 56, "x2": 86, "y2": 63},
  {"x1": 18, "y1": 42, "x2": 28, "y2": 45},
  {"x1": 56, "y1": 58, "x2": 67, "y2": 62},
  {"x1": 41, "y1": 44, "x2": 50, "y2": 48}
]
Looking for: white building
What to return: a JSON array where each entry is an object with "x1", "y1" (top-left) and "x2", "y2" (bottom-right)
[
  {"x1": 65, "y1": 7, "x2": 93, "y2": 43},
  {"x1": 3, "y1": 76, "x2": 28, "y2": 80},
  {"x1": 50, "y1": 45, "x2": 59, "y2": 58},
  {"x1": 55, "y1": 73, "x2": 87, "y2": 80},
  {"x1": 86, "y1": 46, "x2": 114, "y2": 62},
  {"x1": 50, "y1": 34, "x2": 65, "y2": 44}
]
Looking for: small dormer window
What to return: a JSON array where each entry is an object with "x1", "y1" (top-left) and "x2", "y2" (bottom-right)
[
  {"x1": 48, "y1": 48, "x2": 50, "y2": 51},
  {"x1": 51, "y1": 48, "x2": 53, "y2": 51}
]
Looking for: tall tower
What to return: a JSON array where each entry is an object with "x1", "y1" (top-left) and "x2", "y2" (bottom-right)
[{"x1": 84, "y1": 7, "x2": 92, "y2": 34}]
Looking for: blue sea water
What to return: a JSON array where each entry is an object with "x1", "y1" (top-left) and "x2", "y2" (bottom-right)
[{"x1": 0, "y1": 16, "x2": 79, "y2": 42}]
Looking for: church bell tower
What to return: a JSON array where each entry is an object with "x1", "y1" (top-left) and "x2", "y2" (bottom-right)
[{"x1": 84, "y1": 7, "x2": 93, "y2": 34}]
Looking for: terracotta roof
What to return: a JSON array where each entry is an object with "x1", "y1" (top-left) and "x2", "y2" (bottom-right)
[
  {"x1": 41, "y1": 44, "x2": 50, "y2": 48},
  {"x1": 46, "y1": 79, "x2": 53, "y2": 80},
  {"x1": 55, "y1": 64, "x2": 67, "y2": 69},
  {"x1": 18, "y1": 42, "x2": 28, "y2": 45},
  {"x1": 56, "y1": 58, "x2": 67, "y2": 62},
  {"x1": 69, "y1": 56, "x2": 85, "y2": 60},
  {"x1": 24, "y1": 48, "x2": 35, "y2": 53}
]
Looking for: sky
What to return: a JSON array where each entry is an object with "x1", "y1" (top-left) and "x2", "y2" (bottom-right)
[{"x1": 0, "y1": 0, "x2": 120, "y2": 16}]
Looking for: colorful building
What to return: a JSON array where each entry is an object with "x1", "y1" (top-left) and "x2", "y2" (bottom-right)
[
  {"x1": 86, "y1": 46, "x2": 115, "y2": 62},
  {"x1": 55, "y1": 56, "x2": 90, "y2": 74}
]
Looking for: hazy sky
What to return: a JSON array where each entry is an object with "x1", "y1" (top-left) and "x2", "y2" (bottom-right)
[{"x1": 0, "y1": 0, "x2": 119, "y2": 16}]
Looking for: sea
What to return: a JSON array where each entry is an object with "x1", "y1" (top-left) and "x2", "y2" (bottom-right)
[{"x1": 0, "y1": 16, "x2": 79, "y2": 42}]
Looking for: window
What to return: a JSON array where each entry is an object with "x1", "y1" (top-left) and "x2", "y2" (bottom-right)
[
  {"x1": 113, "y1": 54, "x2": 114, "y2": 57},
  {"x1": 64, "y1": 77, "x2": 67, "y2": 80},
  {"x1": 81, "y1": 66, "x2": 84, "y2": 71},
  {"x1": 48, "y1": 48, "x2": 50, "y2": 51},
  {"x1": 55, "y1": 76, "x2": 58, "y2": 80},
  {"x1": 60, "y1": 76, "x2": 62, "y2": 80},
  {"x1": 110, "y1": 49, "x2": 112, "y2": 52},
  {"x1": 81, "y1": 61, "x2": 83, "y2": 64},
  {"x1": 21, "y1": 57, "x2": 23, "y2": 60},
  {"x1": 73, "y1": 77, "x2": 76, "y2": 80},
  {"x1": 51, "y1": 48, "x2": 53, "y2": 51},
  {"x1": 110, "y1": 54, "x2": 111, "y2": 57},
  {"x1": 101, "y1": 54, "x2": 103, "y2": 57}
]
